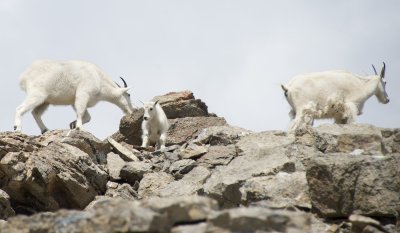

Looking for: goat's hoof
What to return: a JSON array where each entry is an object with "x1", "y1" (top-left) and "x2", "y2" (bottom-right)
[
  {"x1": 69, "y1": 121, "x2": 76, "y2": 129},
  {"x1": 13, "y1": 126, "x2": 17, "y2": 131},
  {"x1": 41, "y1": 129, "x2": 48, "y2": 134}
]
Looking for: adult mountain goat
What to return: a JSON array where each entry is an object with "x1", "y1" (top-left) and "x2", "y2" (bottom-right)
[
  {"x1": 14, "y1": 60, "x2": 136, "y2": 133},
  {"x1": 281, "y1": 63, "x2": 389, "y2": 132}
]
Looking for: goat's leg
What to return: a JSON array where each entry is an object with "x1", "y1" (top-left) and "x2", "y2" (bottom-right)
[
  {"x1": 73, "y1": 94, "x2": 90, "y2": 130},
  {"x1": 344, "y1": 102, "x2": 358, "y2": 124},
  {"x1": 32, "y1": 103, "x2": 50, "y2": 134},
  {"x1": 158, "y1": 133, "x2": 167, "y2": 151},
  {"x1": 14, "y1": 95, "x2": 46, "y2": 131},
  {"x1": 69, "y1": 110, "x2": 91, "y2": 129}
]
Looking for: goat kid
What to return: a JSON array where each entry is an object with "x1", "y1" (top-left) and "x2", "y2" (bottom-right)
[
  {"x1": 14, "y1": 60, "x2": 136, "y2": 133},
  {"x1": 141, "y1": 100, "x2": 169, "y2": 150},
  {"x1": 281, "y1": 63, "x2": 389, "y2": 132}
]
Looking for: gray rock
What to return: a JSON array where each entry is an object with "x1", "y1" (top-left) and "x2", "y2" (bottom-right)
[
  {"x1": 143, "y1": 195, "x2": 218, "y2": 225},
  {"x1": 312, "y1": 124, "x2": 383, "y2": 155},
  {"x1": 381, "y1": 128, "x2": 400, "y2": 154},
  {"x1": 197, "y1": 145, "x2": 237, "y2": 168},
  {"x1": 138, "y1": 172, "x2": 175, "y2": 198},
  {"x1": 240, "y1": 171, "x2": 310, "y2": 209},
  {"x1": 171, "y1": 223, "x2": 208, "y2": 233},
  {"x1": 0, "y1": 189, "x2": 15, "y2": 219},
  {"x1": 0, "y1": 132, "x2": 42, "y2": 160},
  {"x1": 203, "y1": 132, "x2": 295, "y2": 207},
  {"x1": 167, "y1": 117, "x2": 227, "y2": 145},
  {"x1": 306, "y1": 153, "x2": 400, "y2": 218},
  {"x1": 160, "y1": 166, "x2": 211, "y2": 197},
  {"x1": 120, "y1": 161, "x2": 152, "y2": 185},
  {"x1": 194, "y1": 125, "x2": 252, "y2": 146},
  {"x1": 112, "y1": 108, "x2": 144, "y2": 146},
  {"x1": 208, "y1": 206, "x2": 311, "y2": 233},
  {"x1": 2, "y1": 198, "x2": 169, "y2": 233},
  {"x1": 37, "y1": 129, "x2": 111, "y2": 164},
  {"x1": 178, "y1": 143, "x2": 208, "y2": 160},
  {"x1": 169, "y1": 159, "x2": 196, "y2": 179},
  {"x1": 107, "y1": 137, "x2": 139, "y2": 162},
  {"x1": 152, "y1": 90, "x2": 209, "y2": 119},
  {"x1": 105, "y1": 181, "x2": 137, "y2": 200},
  {"x1": 106, "y1": 152, "x2": 126, "y2": 180},
  {"x1": 0, "y1": 142, "x2": 107, "y2": 214}
]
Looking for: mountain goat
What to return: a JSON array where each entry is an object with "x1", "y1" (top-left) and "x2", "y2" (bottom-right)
[
  {"x1": 281, "y1": 63, "x2": 389, "y2": 132},
  {"x1": 14, "y1": 60, "x2": 136, "y2": 133},
  {"x1": 141, "y1": 100, "x2": 169, "y2": 150}
]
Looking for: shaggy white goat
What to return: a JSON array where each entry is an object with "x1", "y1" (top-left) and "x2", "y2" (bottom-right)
[
  {"x1": 14, "y1": 60, "x2": 136, "y2": 133},
  {"x1": 281, "y1": 63, "x2": 389, "y2": 132},
  {"x1": 141, "y1": 100, "x2": 169, "y2": 150}
]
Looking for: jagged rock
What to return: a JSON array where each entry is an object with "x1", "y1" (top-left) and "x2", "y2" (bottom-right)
[
  {"x1": 2, "y1": 198, "x2": 169, "y2": 233},
  {"x1": 0, "y1": 189, "x2": 15, "y2": 219},
  {"x1": 349, "y1": 214, "x2": 383, "y2": 233},
  {"x1": 169, "y1": 159, "x2": 196, "y2": 179},
  {"x1": 311, "y1": 124, "x2": 383, "y2": 155},
  {"x1": 105, "y1": 181, "x2": 137, "y2": 200},
  {"x1": 0, "y1": 141, "x2": 107, "y2": 214},
  {"x1": 240, "y1": 171, "x2": 310, "y2": 209},
  {"x1": 306, "y1": 153, "x2": 400, "y2": 218},
  {"x1": 138, "y1": 172, "x2": 175, "y2": 198},
  {"x1": 112, "y1": 108, "x2": 144, "y2": 146},
  {"x1": 106, "y1": 152, "x2": 126, "y2": 180},
  {"x1": 197, "y1": 145, "x2": 237, "y2": 168},
  {"x1": 381, "y1": 128, "x2": 400, "y2": 154},
  {"x1": 193, "y1": 125, "x2": 252, "y2": 146},
  {"x1": 37, "y1": 129, "x2": 110, "y2": 164},
  {"x1": 171, "y1": 223, "x2": 208, "y2": 233},
  {"x1": 203, "y1": 131, "x2": 295, "y2": 207},
  {"x1": 167, "y1": 117, "x2": 227, "y2": 145},
  {"x1": 120, "y1": 161, "x2": 152, "y2": 185},
  {"x1": 160, "y1": 166, "x2": 211, "y2": 197},
  {"x1": 208, "y1": 206, "x2": 311, "y2": 233},
  {"x1": 152, "y1": 90, "x2": 209, "y2": 119},
  {"x1": 143, "y1": 195, "x2": 218, "y2": 225},
  {"x1": 178, "y1": 143, "x2": 208, "y2": 159},
  {"x1": 107, "y1": 137, "x2": 139, "y2": 162},
  {"x1": 0, "y1": 132, "x2": 42, "y2": 160}
]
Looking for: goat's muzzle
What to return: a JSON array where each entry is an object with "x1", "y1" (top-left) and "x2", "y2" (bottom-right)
[{"x1": 143, "y1": 116, "x2": 148, "y2": 121}]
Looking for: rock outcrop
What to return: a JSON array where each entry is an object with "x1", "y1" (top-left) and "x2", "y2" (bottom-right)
[{"x1": 0, "y1": 90, "x2": 399, "y2": 233}]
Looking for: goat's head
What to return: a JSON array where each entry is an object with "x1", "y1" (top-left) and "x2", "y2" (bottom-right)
[
  {"x1": 372, "y1": 62, "x2": 389, "y2": 104},
  {"x1": 115, "y1": 77, "x2": 135, "y2": 114},
  {"x1": 143, "y1": 100, "x2": 160, "y2": 121}
]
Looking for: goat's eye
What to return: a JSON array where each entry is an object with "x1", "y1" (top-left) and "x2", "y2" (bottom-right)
[
  {"x1": 127, "y1": 93, "x2": 130, "y2": 97},
  {"x1": 150, "y1": 108, "x2": 153, "y2": 111}
]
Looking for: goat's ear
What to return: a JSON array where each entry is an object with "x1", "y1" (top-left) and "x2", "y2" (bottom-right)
[
  {"x1": 380, "y1": 62, "x2": 386, "y2": 79},
  {"x1": 119, "y1": 87, "x2": 131, "y2": 95}
]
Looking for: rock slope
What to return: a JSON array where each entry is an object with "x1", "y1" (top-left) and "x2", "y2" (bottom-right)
[{"x1": 0, "y1": 90, "x2": 399, "y2": 233}]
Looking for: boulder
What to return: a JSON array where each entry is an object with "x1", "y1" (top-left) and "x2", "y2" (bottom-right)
[
  {"x1": 0, "y1": 141, "x2": 107, "y2": 214},
  {"x1": 0, "y1": 132, "x2": 42, "y2": 160},
  {"x1": 197, "y1": 145, "x2": 236, "y2": 168},
  {"x1": 306, "y1": 154, "x2": 400, "y2": 218},
  {"x1": 193, "y1": 125, "x2": 252, "y2": 146},
  {"x1": 138, "y1": 172, "x2": 175, "y2": 198},
  {"x1": 178, "y1": 143, "x2": 208, "y2": 160},
  {"x1": 0, "y1": 189, "x2": 15, "y2": 219},
  {"x1": 106, "y1": 152, "x2": 126, "y2": 180},
  {"x1": 152, "y1": 90, "x2": 209, "y2": 119},
  {"x1": 119, "y1": 161, "x2": 152, "y2": 186},
  {"x1": 168, "y1": 159, "x2": 196, "y2": 179},
  {"x1": 160, "y1": 166, "x2": 211, "y2": 197},
  {"x1": 240, "y1": 171, "x2": 310, "y2": 209},
  {"x1": 105, "y1": 181, "x2": 137, "y2": 201},
  {"x1": 381, "y1": 128, "x2": 400, "y2": 154},
  {"x1": 311, "y1": 124, "x2": 383, "y2": 155},
  {"x1": 208, "y1": 206, "x2": 311, "y2": 233},
  {"x1": 167, "y1": 117, "x2": 227, "y2": 145}
]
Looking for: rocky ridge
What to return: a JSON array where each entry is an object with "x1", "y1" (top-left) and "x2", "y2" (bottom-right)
[{"x1": 0, "y1": 90, "x2": 399, "y2": 233}]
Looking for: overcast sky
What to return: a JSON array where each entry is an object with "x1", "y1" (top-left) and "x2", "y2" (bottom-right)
[{"x1": 1, "y1": 1, "x2": 399, "y2": 139}]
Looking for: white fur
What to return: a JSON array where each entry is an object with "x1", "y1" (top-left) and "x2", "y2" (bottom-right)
[
  {"x1": 14, "y1": 60, "x2": 136, "y2": 133},
  {"x1": 141, "y1": 101, "x2": 169, "y2": 150},
  {"x1": 282, "y1": 65, "x2": 389, "y2": 132}
]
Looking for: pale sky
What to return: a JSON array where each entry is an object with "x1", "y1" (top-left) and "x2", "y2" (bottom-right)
[{"x1": 1, "y1": 1, "x2": 399, "y2": 139}]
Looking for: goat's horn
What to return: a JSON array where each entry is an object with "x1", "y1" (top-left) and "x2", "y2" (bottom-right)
[
  {"x1": 372, "y1": 64, "x2": 378, "y2": 75},
  {"x1": 114, "y1": 81, "x2": 121, "y2": 87},
  {"x1": 380, "y1": 62, "x2": 386, "y2": 78},
  {"x1": 120, "y1": 77, "x2": 128, "y2": 87}
]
